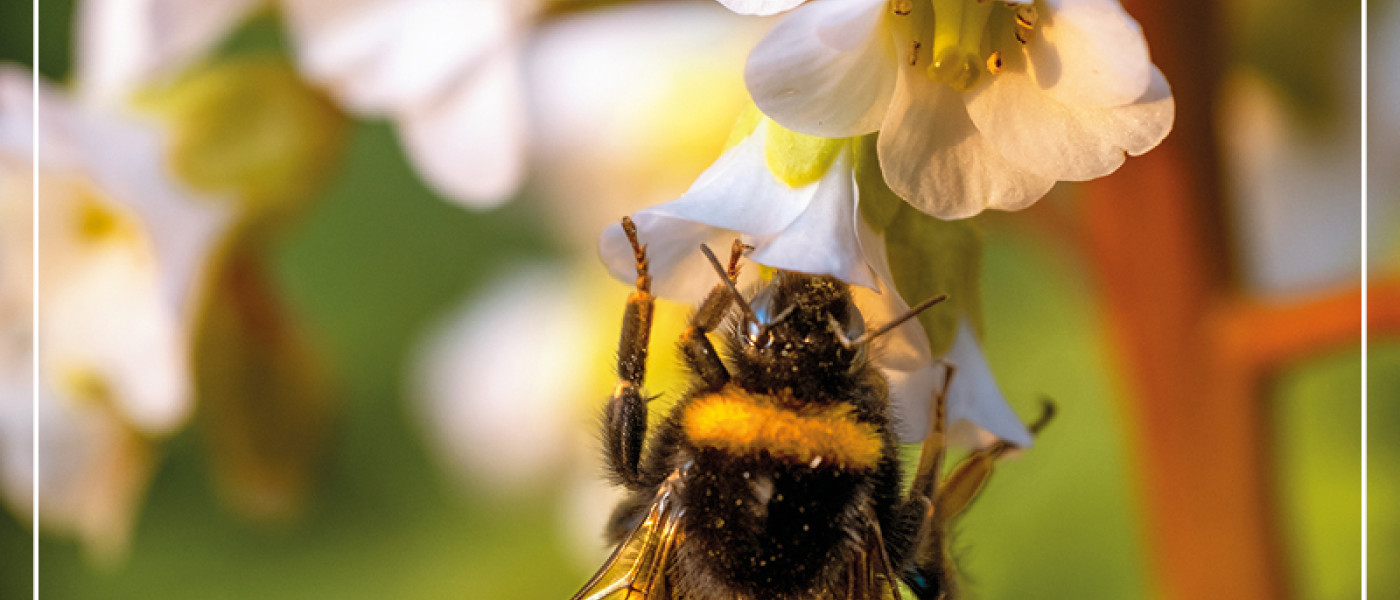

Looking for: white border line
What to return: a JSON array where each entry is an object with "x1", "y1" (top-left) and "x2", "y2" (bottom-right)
[
  {"x1": 1360, "y1": 0, "x2": 1370, "y2": 598},
  {"x1": 30, "y1": 0, "x2": 39, "y2": 597}
]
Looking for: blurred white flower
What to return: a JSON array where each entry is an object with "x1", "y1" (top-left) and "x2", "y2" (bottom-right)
[
  {"x1": 0, "y1": 67, "x2": 227, "y2": 561},
  {"x1": 597, "y1": 120, "x2": 1031, "y2": 446},
  {"x1": 526, "y1": 0, "x2": 765, "y2": 249},
  {"x1": 0, "y1": 133, "x2": 34, "y2": 521},
  {"x1": 737, "y1": 0, "x2": 1174, "y2": 218},
  {"x1": 411, "y1": 265, "x2": 599, "y2": 494},
  {"x1": 75, "y1": 0, "x2": 262, "y2": 105},
  {"x1": 280, "y1": 0, "x2": 536, "y2": 206},
  {"x1": 75, "y1": 0, "x2": 538, "y2": 207}
]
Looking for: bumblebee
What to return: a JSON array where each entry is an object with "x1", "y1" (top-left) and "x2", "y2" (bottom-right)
[{"x1": 574, "y1": 217, "x2": 1051, "y2": 600}]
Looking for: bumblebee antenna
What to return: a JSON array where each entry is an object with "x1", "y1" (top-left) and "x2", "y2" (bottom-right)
[
  {"x1": 853, "y1": 293, "x2": 948, "y2": 346},
  {"x1": 699, "y1": 244, "x2": 759, "y2": 324}
]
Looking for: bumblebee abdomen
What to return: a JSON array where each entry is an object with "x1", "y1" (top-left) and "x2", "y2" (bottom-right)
[
  {"x1": 670, "y1": 385, "x2": 886, "y2": 598},
  {"x1": 676, "y1": 448, "x2": 872, "y2": 598}
]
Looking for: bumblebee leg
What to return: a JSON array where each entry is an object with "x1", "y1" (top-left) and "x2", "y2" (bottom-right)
[
  {"x1": 899, "y1": 364, "x2": 957, "y2": 600},
  {"x1": 604, "y1": 217, "x2": 655, "y2": 489},
  {"x1": 679, "y1": 239, "x2": 746, "y2": 392},
  {"x1": 910, "y1": 363, "x2": 954, "y2": 504}
]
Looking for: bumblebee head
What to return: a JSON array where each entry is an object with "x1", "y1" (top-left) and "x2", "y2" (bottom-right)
[
  {"x1": 743, "y1": 272, "x2": 864, "y2": 352},
  {"x1": 727, "y1": 272, "x2": 868, "y2": 399},
  {"x1": 696, "y1": 244, "x2": 942, "y2": 401}
]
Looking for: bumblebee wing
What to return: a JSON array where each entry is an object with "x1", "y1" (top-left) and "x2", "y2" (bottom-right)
[
  {"x1": 571, "y1": 481, "x2": 685, "y2": 600},
  {"x1": 847, "y1": 513, "x2": 908, "y2": 600}
]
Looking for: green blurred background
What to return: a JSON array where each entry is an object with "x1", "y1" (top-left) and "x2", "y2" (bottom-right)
[{"x1": 1, "y1": 0, "x2": 1391, "y2": 598}]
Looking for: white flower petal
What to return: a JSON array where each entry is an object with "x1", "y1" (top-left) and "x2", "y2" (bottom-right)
[
  {"x1": 600, "y1": 214, "x2": 754, "y2": 304},
  {"x1": 70, "y1": 112, "x2": 227, "y2": 316},
  {"x1": 1029, "y1": 0, "x2": 1152, "y2": 108},
  {"x1": 715, "y1": 0, "x2": 809, "y2": 16},
  {"x1": 749, "y1": 149, "x2": 878, "y2": 288},
  {"x1": 746, "y1": 0, "x2": 896, "y2": 137},
  {"x1": 942, "y1": 318, "x2": 1032, "y2": 447},
  {"x1": 878, "y1": 65, "x2": 1056, "y2": 219},
  {"x1": 884, "y1": 363, "x2": 941, "y2": 443},
  {"x1": 599, "y1": 123, "x2": 880, "y2": 298},
  {"x1": 395, "y1": 44, "x2": 528, "y2": 207},
  {"x1": 853, "y1": 227, "x2": 1029, "y2": 446},
  {"x1": 44, "y1": 251, "x2": 191, "y2": 434},
  {"x1": 642, "y1": 122, "x2": 814, "y2": 235},
  {"x1": 0, "y1": 376, "x2": 33, "y2": 519},
  {"x1": 851, "y1": 225, "x2": 945, "y2": 443},
  {"x1": 850, "y1": 224, "x2": 928, "y2": 372},
  {"x1": 965, "y1": 65, "x2": 1174, "y2": 182},
  {"x1": 283, "y1": 0, "x2": 524, "y2": 114},
  {"x1": 75, "y1": 0, "x2": 260, "y2": 105},
  {"x1": 0, "y1": 68, "x2": 33, "y2": 154},
  {"x1": 37, "y1": 389, "x2": 154, "y2": 563}
]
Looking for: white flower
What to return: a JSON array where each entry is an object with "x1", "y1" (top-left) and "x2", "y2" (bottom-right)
[
  {"x1": 281, "y1": 0, "x2": 536, "y2": 206},
  {"x1": 75, "y1": 0, "x2": 537, "y2": 207},
  {"x1": 410, "y1": 265, "x2": 595, "y2": 494},
  {"x1": 75, "y1": 0, "x2": 262, "y2": 104},
  {"x1": 738, "y1": 0, "x2": 1175, "y2": 218},
  {"x1": 0, "y1": 66, "x2": 228, "y2": 560},
  {"x1": 601, "y1": 119, "x2": 876, "y2": 303},
  {"x1": 598, "y1": 119, "x2": 1031, "y2": 446}
]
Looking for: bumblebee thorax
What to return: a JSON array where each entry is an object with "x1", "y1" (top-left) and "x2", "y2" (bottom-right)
[{"x1": 680, "y1": 384, "x2": 882, "y2": 471}]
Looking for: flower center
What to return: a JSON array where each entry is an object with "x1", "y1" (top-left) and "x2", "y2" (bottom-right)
[
  {"x1": 928, "y1": 0, "x2": 995, "y2": 91},
  {"x1": 895, "y1": 0, "x2": 1038, "y2": 92}
]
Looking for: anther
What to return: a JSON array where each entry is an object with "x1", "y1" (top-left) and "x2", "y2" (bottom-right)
[
  {"x1": 1014, "y1": 4, "x2": 1037, "y2": 44},
  {"x1": 891, "y1": 0, "x2": 912, "y2": 15},
  {"x1": 908, "y1": 40, "x2": 922, "y2": 66},
  {"x1": 986, "y1": 51, "x2": 1003, "y2": 74}
]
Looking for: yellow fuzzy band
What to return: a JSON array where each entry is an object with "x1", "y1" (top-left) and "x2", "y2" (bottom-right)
[{"x1": 683, "y1": 387, "x2": 883, "y2": 470}]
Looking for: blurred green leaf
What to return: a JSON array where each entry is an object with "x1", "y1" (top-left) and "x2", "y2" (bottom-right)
[
  {"x1": 193, "y1": 225, "x2": 336, "y2": 522},
  {"x1": 140, "y1": 57, "x2": 349, "y2": 226},
  {"x1": 883, "y1": 205, "x2": 985, "y2": 356}
]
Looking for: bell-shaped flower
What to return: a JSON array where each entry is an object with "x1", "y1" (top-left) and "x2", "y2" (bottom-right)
[
  {"x1": 738, "y1": 0, "x2": 1175, "y2": 218},
  {"x1": 598, "y1": 117, "x2": 1031, "y2": 446},
  {"x1": 0, "y1": 67, "x2": 228, "y2": 561},
  {"x1": 601, "y1": 117, "x2": 877, "y2": 303}
]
